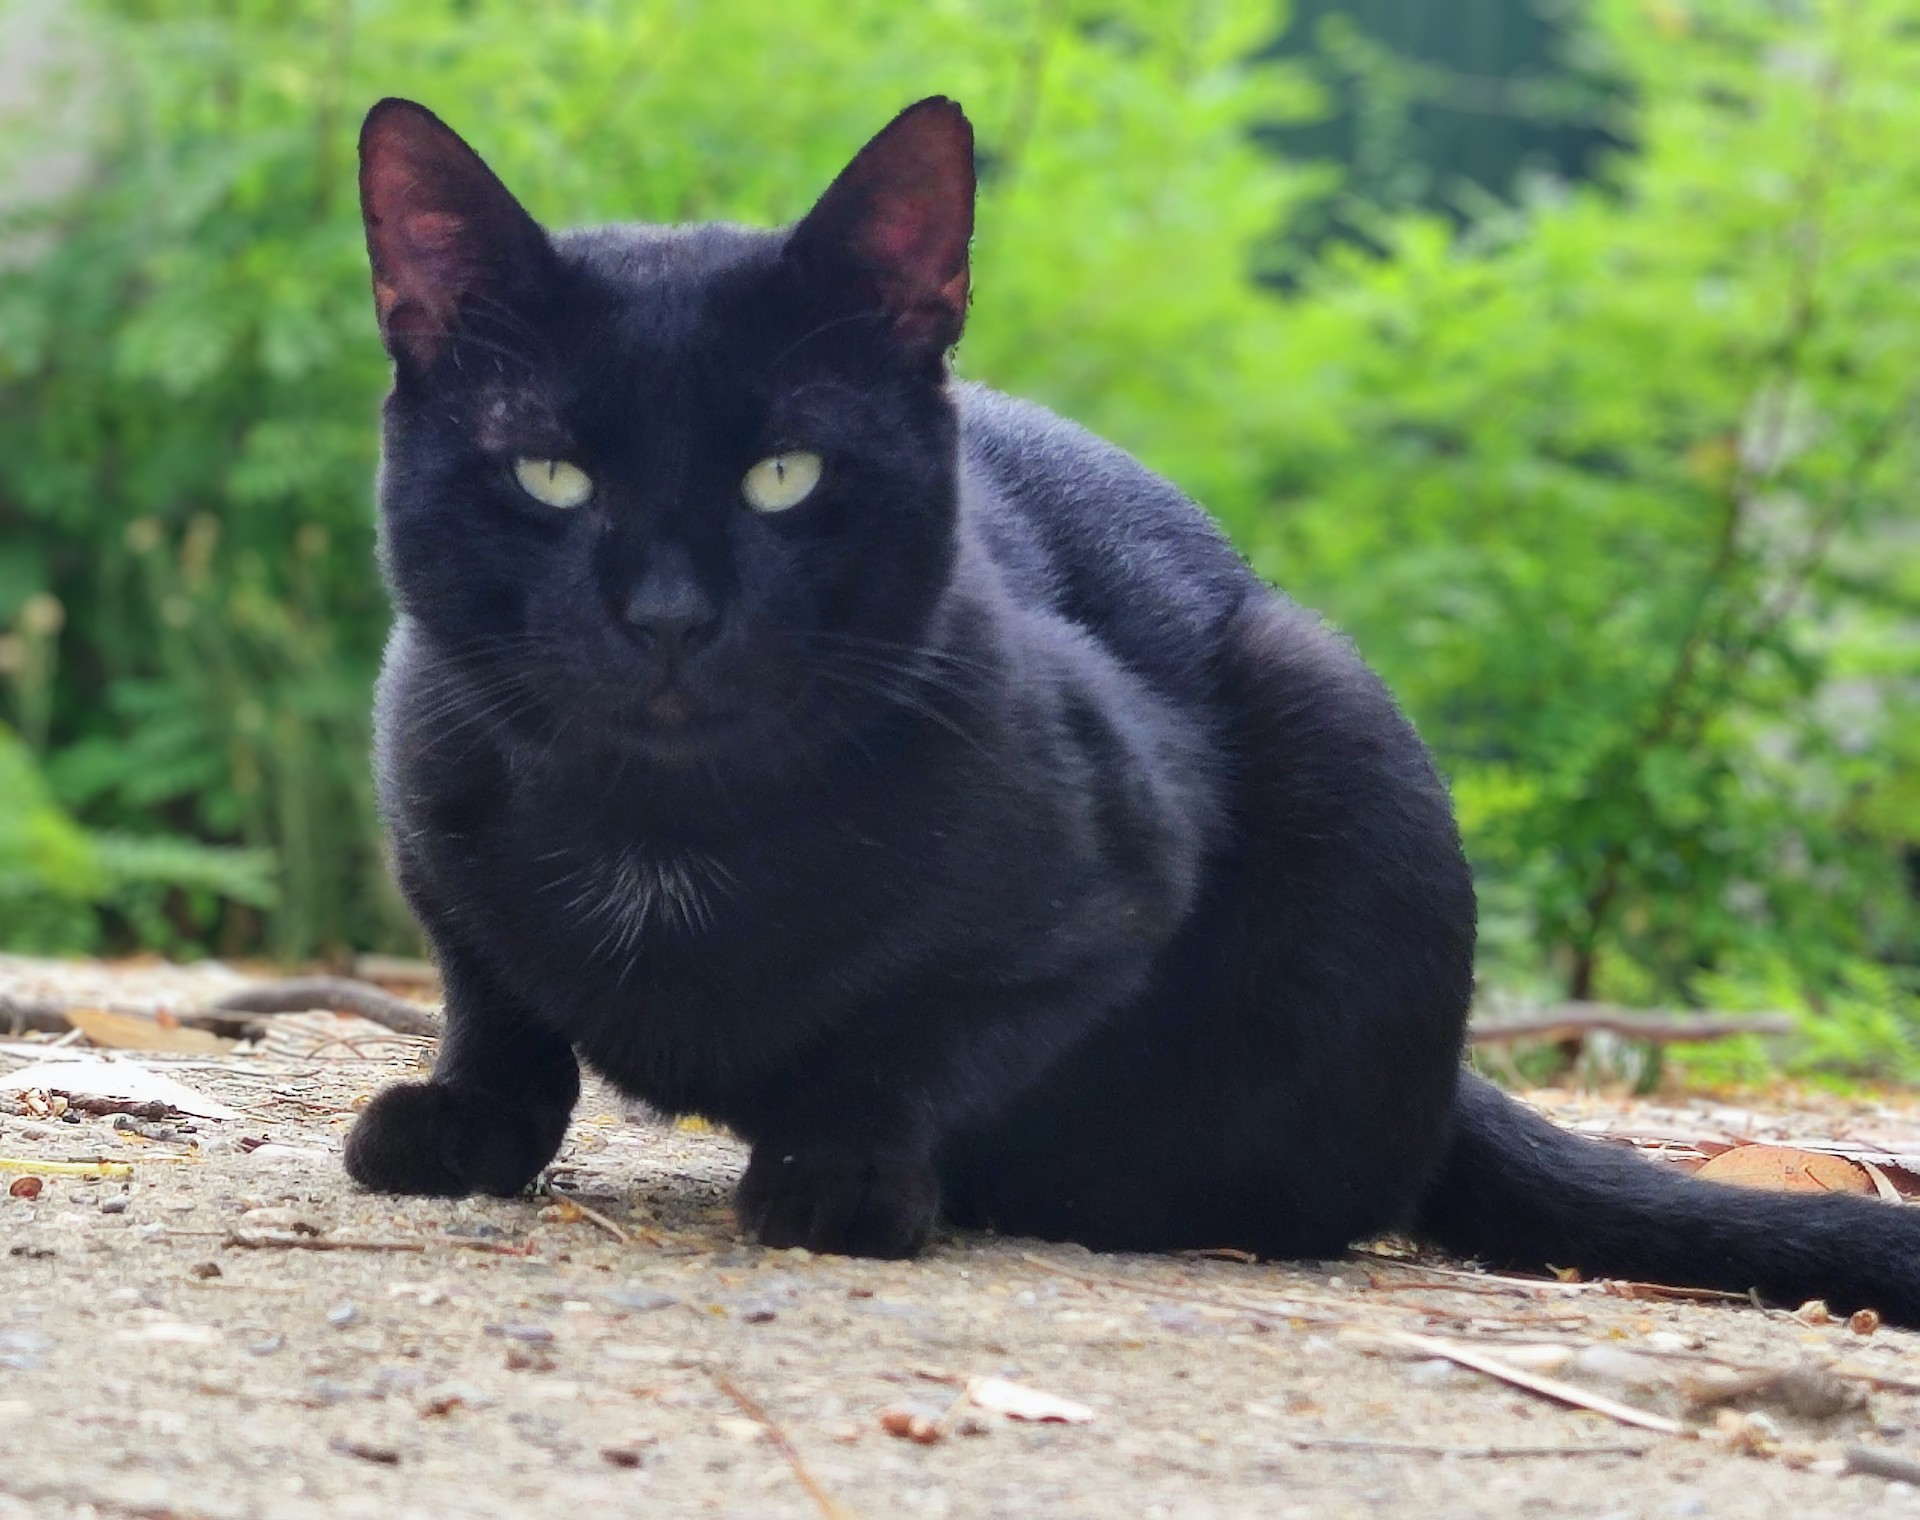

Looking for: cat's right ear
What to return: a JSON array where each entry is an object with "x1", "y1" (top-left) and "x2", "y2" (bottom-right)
[{"x1": 358, "y1": 99, "x2": 554, "y2": 374}]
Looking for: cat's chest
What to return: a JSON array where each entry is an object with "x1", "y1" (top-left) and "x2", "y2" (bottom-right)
[
  {"x1": 536, "y1": 845, "x2": 741, "y2": 947},
  {"x1": 452, "y1": 808, "x2": 894, "y2": 1012}
]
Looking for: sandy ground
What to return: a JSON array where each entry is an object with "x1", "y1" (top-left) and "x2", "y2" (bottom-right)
[{"x1": 7, "y1": 963, "x2": 1920, "y2": 1518}]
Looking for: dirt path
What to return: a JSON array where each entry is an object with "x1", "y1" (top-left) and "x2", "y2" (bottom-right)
[{"x1": 6, "y1": 960, "x2": 1920, "y2": 1519}]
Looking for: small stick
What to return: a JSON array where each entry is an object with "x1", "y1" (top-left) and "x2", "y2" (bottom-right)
[
  {"x1": 443, "y1": 1236, "x2": 538, "y2": 1256},
  {"x1": 223, "y1": 1230, "x2": 426, "y2": 1253},
  {"x1": 0, "y1": 996, "x2": 70, "y2": 1036},
  {"x1": 209, "y1": 977, "x2": 441, "y2": 1038},
  {"x1": 1364, "y1": 1277, "x2": 1560, "y2": 1299},
  {"x1": 542, "y1": 1183, "x2": 633, "y2": 1244},
  {"x1": 1362, "y1": 1329, "x2": 1688, "y2": 1437},
  {"x1": 711, "y1": 1368, "x2": 858, "y2": 1520},
  {"x1": 1355, "y1": 1253, "x2": 1753, "y2": 1306},
  {"x1": 1602, "y1": 1281, "x2": 1752, "y2": 1305},
  {"x1": 1274, "y1": 1430, "x2": 1650, "y2": 1459},
  {"x1": 1353, "y1": 1254, "x2": 1593, "y2": 1296},
  {"x1": 1468, "y1": 1005, "x2": 1793, "y2": 1046},
  {"x1": 2, "y1": 979, "x2": 441, "y2": 1041}
]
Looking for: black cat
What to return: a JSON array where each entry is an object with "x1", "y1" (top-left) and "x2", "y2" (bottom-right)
[{"x1": 344, "y1": 96, "x2": 1920, "y2": 1321}]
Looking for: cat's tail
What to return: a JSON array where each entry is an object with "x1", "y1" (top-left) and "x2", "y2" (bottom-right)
[{"x1": 1415, "y1": 1071, "x2": 1920, "y2": 1325}]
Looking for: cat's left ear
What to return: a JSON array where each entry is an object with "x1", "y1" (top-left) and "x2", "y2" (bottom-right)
[
  {"x1": 785, "y1": 97, "x2": 975, "y2": 363},
  {"x1": 358, "y1": 98, "x2": 555, "y2": 374}
]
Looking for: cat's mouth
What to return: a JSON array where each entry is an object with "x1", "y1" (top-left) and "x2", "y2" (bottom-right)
[
  {"x1": 619, "y1": 680, "x2": 750, "y2": 763},
  {"x1": 643, "y1": 685, "x2": 700, "y2": 728}
]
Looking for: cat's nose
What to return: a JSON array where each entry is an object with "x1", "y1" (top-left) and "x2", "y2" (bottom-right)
[
  {"x1": 614, "y1": 543, "x2": 720, "y2": 658},
  {"x1": 620, "y1": 586, "x2": 719, "y2": 656}
]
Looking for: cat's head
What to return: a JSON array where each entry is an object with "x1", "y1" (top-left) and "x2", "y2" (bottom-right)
[{"x1": 359, "y1": 97, "x2": 975, "y2": 772}]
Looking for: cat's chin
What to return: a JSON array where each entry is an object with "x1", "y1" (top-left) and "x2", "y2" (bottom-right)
[{"x1": 613, "y1": 709, "x2": 755, "y2": 768}]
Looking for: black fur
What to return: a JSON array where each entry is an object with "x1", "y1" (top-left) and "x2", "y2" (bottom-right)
[{"x1": 343, "y1": 97, "x2": 1920, "y2": 1322}]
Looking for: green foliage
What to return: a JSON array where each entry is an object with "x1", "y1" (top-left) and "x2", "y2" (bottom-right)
[
  {"x1": 0, "y1": 0, "x2": 1914, "y2": 1077},
  {"x1": 0, "y1": 722, "x2": 275, "y2": 953},
  {"x1": 1232, "y1": 0, "x2": 1920, "y2": 1054}
]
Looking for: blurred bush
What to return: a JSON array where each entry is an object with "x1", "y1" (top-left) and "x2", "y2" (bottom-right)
[{"x1": 0, "y1": 0, "x2": 1913, "y2": 1074}]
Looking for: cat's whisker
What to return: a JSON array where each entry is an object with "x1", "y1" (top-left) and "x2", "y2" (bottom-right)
[{"x1": 809, "y1": 665, "x2": 1002, "y2": 768}]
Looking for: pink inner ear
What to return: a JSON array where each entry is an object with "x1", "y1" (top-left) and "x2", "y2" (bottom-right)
[
  {"x1": 863, "y1": 192, "x2": 960, "y2": 278},
  {"x1": 359, "y1": 100, "x2": 553, "y2": 366},
  {"x1": 787, "y1": 99, "x2": 975, "y2": 352},
  {"x1": 403, "y1": 209, "x2": 466, "y2": 253}
]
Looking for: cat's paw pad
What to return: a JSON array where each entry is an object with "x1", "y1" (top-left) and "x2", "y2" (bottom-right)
[
  {"x1": 737, "y1": 1145, "x2": 938, "y2": 1259},
  {"x1": 343, "y1": 1080, "x2": 562, "y2": 1198}
]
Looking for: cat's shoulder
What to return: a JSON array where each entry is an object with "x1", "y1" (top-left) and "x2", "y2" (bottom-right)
[
  {"x1": 952, "y1": 382, "x2": 1254, "y2": 671},
  {"x1": 955, "y1": 382, "x2": 1177, "y2": 504}
]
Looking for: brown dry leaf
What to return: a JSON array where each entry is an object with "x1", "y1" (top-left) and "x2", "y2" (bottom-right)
[
  {"x1": 967, "y1": 1376, "x2": 1095, "y2": 1425},
  {"x1": 1694, "y1": 1144, "x2": 1876, "y2": 1196},
  {"x1": 61, "y1": 1007, "x2": 236, "y2": 1055}
]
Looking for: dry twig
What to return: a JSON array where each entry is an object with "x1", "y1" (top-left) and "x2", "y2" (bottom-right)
[
  {"x1": 1358, "y1": 1330, "x2": 1688, "y2": 1437},
  {"x1": 209, "y1": 977, "x2": 441, "y2": 1038},
  {"x1": 2, "y1": 977, "x2": 441, "y2": 1041},
  {"x1": 711, "y1": 1368, "x2": 858, "y2": 1520},
  {"x1": 1468, "y1": 1004, "x2": 1792, "y2": 1047},
  {"x1": 541, "y1": 1182, "x2": 634, "y2": 1244},
  {"x1": 223, "y1": 1230, "x2": 426, "y2": 1253},
  {"x1": 1273, "y1": 1430, "x2": 1651, "y2": 1459}
]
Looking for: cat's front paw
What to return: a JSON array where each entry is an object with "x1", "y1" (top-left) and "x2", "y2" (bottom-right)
[
  {"x1": 737, "y1": 1144, "x2": 939, "y2": 1258},
  {"x1": 344, "y1": 1080, "x2": 567, "y2": 1197}
]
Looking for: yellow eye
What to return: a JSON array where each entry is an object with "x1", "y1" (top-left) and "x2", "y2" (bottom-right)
[
  {"x1": 742, "y1": 451, "x2": 822, "y2": 513},
  {"x1": 513, "y1": 457, "x2": 593, "y2": 509}
]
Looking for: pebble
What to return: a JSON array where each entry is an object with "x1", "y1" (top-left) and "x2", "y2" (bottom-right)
[
  {"x1": 99, "y1": 1195, "x2": 129, "y2": 1215},
  {"x1": 326, "y1": 1302, "x2": 360, "y2": 1329},
  {"x1": 329, "y1": 1434, "x2": 401, "y2": 1465},
  {"x1": 418, "y1": 1381, "x2": 491, "y2": 1416},
  {"x1": 0, "y1": 1329, "x2": 51, "y2": 1371},
  {"x1": 601, "y1": 1287, "x2": 679, "y2": 1314}
]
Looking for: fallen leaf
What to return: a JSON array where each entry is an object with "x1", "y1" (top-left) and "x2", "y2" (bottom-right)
[
  {"x1": 967, "y1": 1376, "x2": 1095, "y2": 1424},
  {"x1": 8, "y1": 1176, "x2": 42, "y2": 1199},
  {"x1": 60, "y1": 1007, "x2": 237, "y2": 1055},
  {"x1": 1695, "y1": 1144, "x2": 1876, "y2": 1196}
]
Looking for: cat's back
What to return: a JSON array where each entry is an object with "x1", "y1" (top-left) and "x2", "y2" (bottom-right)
[{"x1": 955, "y1": 383, "x2": 1254, "y2": 695}]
